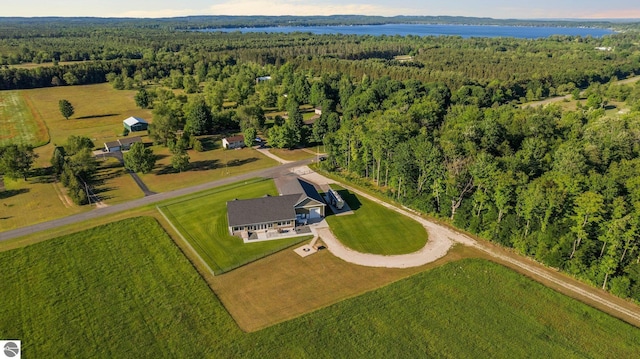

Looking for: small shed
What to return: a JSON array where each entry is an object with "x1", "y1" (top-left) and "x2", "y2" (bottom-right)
[
  {"x1": 222, "y1": 135, "x2": 245, "y2": 149},
  {"x1": 123, "y1": 117, "x2": 148, "y2": 132},
  {"x1": 314, "y1": 107, "x2": 323, "y2": 115}
]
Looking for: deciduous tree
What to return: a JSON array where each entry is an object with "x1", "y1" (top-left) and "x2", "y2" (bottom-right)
[
  {"x1": 0, "y1": 144, "x2": 37, "y2": 180},
  {"x1": 123, "y1": 142, "x2": 156, "y2": 173},
  {"x1": 59, "y1": 99, "x2": 74, "y2": 120}
]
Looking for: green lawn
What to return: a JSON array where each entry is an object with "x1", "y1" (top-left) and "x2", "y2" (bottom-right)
[
  {"x1": 2, "y1": 220, "x2": 638, "y2": 358},
  {"x1": 0, "y1": 217, "x2": 241, "y2": 358},
  {"x1": 0, "y1": 91, "x2": 48, "y2": 147},
  {"x1": 139, "y1": 144, "x2": 277, "y2": 193},
  {"x1": 160, "y1": 178, "x2": 311, "y2": 274},
  {"x1": 326, "y1": 185, "x2": 428, "y2": 255},
  {"x1": 268, "y1": 147, "x2": 316, "y2": 161}
]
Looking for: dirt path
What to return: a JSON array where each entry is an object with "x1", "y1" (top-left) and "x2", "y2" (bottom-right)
[
  {"x1": 256, "y1": 148, "x2": 292, "y2": 164},
  {"x1": 52, "y1": 182, "x2": 74, "y2": 209},
  {"x1": 316, "y1": 226, "x2": 453, "y2": 268}
]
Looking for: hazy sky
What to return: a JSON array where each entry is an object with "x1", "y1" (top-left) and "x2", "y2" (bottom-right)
[{"x1": 3, "y1": 0, "x2": 640, "y2": 19}]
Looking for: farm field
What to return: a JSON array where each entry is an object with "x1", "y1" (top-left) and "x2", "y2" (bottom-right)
[
  {"x1": 159, "y1": 178, "x2": 311, "y2": 274},
  {"x1": 1, "y1": 217, "x2": 638, "y2": 358},
  {"x1": 139, "y1": 144, "x2": 278, "y2": 193},
  {"x1": 0, "y1": 91, "x2": 48, "y2": 147},
  {"x1": 326, "y1": 185, "x2": 428, "y2": 255}
]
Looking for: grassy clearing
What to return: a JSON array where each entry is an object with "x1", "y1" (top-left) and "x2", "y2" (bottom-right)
[
  {"x1": 92, "y1": 156, "x2": 145, "y2": 204},
  {"x1": 20, "y1": 83, "x2": 152, "y2": 165},
  {"x1": 0, "y1": 91, "x2": 48, "y2": 146},
  {"x1": 160, "y1": 178, "x2": 311, "y2": 274},
  {"x1": 0, "y1": 151, "x2": 144, "y2": 231},
  {"x1": 2, "y1": 220, "x2": 638, "y2": 358},
  {"x1": 0, "y1": 175, "x2": 85, "y2": 231},
  {"x1": 326, "y1": 185, "x2": 427, "y2": 255},
  {"x1": 139, "y1": 144, "x2": 277, "y2": 193},
  {"x1": 268, "y1": 147, "x2": 316, "y2": 161}
]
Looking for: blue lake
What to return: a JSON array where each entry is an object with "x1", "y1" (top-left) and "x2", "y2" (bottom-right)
[{"x1": 203, "y1": 23, "x2": 614, "y2": 39}]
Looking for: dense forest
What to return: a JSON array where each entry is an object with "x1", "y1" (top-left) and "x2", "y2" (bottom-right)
[{"x1": 3, "y1": 17, "x2": 640, "y2": 302}]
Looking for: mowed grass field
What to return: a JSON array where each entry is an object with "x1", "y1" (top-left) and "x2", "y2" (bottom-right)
[
  {"x1": 160, "y1": 178, "x2": 311, "y2": 274},
  {"x1": 20, "y1": 83, "x2": 152, "y2": 164},
  {"x1": 1, "y1": 217, "x2": 638, "y2": 358},
  {"x1": 0, "y1": 91, "x2": 48, "y2": 146},
  {"x1": 0, "y1": 175, "x2": 86, "y2": 231},
  {"x1": 268, "y1": 147, "x2": 316, "y2": 161},
  {"x1": 326, "y1": 185, "x2": 428, "y2": 255},
  {"x1": 139, "y1": 144, "x2": 277, "y2": 193},
  {"x1": 1, "y1": 84, "x2": 280, "y2": 230}
]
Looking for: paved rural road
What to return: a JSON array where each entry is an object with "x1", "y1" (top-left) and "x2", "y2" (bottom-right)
[{"x1": 0, "y1": 159, "x2": 312, "y2": 241}]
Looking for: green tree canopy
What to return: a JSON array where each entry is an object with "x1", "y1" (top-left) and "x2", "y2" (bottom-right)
[
  {"x1": 184, "y1": 96, "x2": 213, "y2": 136},
  {"x1": 135, "y1": 88, "x2": 151, "y2": 109},
  {"x1": 123, "y1": 142, "x2": 156, "y2": 173},
  {"x1": 0, "y1": 144, "x2": 37, "y2": 180},
  {"x1": 65, "y1": 135, "x2": 95, "y2": 156},
  {"x1": 58, "y1": 99, "x2": 74, "y2": 120}
]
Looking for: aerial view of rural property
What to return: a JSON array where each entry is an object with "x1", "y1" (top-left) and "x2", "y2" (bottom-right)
[{"x1": 2, "y1": 0, "x2": 640, "y2": 358}]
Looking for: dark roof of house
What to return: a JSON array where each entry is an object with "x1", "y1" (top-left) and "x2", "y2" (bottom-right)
[
  {"x1": 118, "y1": 136, "x2": 142, "y2": 146},
  {"x1": 227, "y1": 194, "x2": 300, "y2": 227},
  {"x1": 224, "y1": 135, "x2": 244, "y2": 143},
  {"x1": 279, "y1": 178, "x2": 325, "y2": 204},
  {"x1": 105, "y1": 140, "x2": 120, "y2": 148}
]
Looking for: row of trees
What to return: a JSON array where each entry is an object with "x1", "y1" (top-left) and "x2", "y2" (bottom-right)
[{"x1": 50, "y1": 136, "x2": 98, "y2": 205}]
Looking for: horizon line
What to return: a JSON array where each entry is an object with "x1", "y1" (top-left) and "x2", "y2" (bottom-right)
[{"x1": 0, "y1": 15, "x2": 638, "y2": 22}]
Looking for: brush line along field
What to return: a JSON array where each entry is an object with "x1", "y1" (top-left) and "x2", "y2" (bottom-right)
[
  {"x1": 0, "y1": 91, "x2": 48, "y2": 147},
  {"x1": 0, "y1": 217, "x2": 638, "y2": 357},
  {"x1": 160, "y1": 178, "x2": 310, "y2": 274}
]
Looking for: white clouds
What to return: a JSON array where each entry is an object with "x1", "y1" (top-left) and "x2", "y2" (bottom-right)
[{"x1": 205, "y1": 0, "x2": 409, "y2": 16}]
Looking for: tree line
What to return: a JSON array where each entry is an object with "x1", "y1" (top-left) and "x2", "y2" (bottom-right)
[{"x1": 314, "y1": 75, "x2": 640, "y2": 301}]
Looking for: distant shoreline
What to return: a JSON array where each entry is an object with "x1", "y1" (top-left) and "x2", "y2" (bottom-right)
[{"x1": 197, "y1": 23, "x2": 616, "y2": 39}]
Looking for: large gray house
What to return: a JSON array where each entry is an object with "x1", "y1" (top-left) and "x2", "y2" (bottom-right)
[{"x1": 227, "y1": 178, "x2": 326, "y2": 242}]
